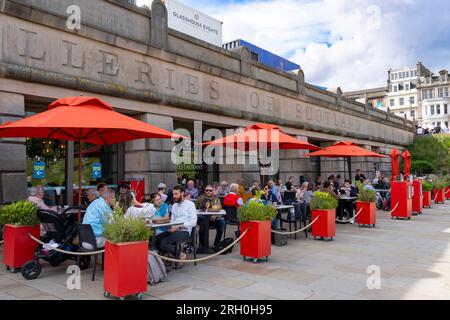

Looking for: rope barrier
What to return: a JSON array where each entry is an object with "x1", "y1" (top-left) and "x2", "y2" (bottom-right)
[
  {"x1": 388, "y1": 202, "x2": 399, "y2": 215},
  {"x1": 271, "y1": 216, "x2": 320, "y2": 235},
  {"x1": 433, "y1": 192, "x2": 439, "y2": 203},
  {"x1": 0, "y1": 240, "x2": 3, "y2": 245},
  {"x1": 148, "y1": 228, "x2": 250, "y2": 264},
  {"x1": 28, "y1": 233, "x2": 105, "y2": 256},
  {"x1": 335, "y1": 208, "x2": 363, "y2": 224}
]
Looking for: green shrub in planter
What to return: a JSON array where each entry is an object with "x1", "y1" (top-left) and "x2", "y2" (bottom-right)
[
  {"x1": 433, "y1": 179, "x2": 447, "y2": 191},
  {"x1": 357, "y1": 188, "x2": 377, "y2": 203},
  {"x1": 103, "y1": 207, "x2": 153, "y2": 244},
  {"x1": 0, "y1": 201, "x2": 39, "y2": 226},
  {"x1": 421, "y1": 180, "x2": 433, "y2": 192},
  {"x1": 237, "y1": 193, "x2": 277, "y2": 222},
  {"x1": 310, "y1": 192, "x2": 338, "y2": 210}
]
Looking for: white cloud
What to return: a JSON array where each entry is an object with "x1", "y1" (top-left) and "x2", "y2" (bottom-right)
[{"x1": 137, "y1": 0, "x2": 450, "y2": 91}]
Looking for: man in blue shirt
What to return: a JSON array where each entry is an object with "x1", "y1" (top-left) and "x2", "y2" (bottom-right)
[{"x1": 82, "y1": 188, "x2": 115, "y2": 248}]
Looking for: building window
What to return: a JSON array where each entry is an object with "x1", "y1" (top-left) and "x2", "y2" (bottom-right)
[
  {"x1": 445, "y1": 104, "x2": 448, "y2": 114},
  {"x1": 399, "y1": 98, "x2": 404, "y2": 106},
  {"x1": 423, "y1": 89, "x2": 433, "y2": 100},
  {"x1": 405, "y1": 83, "x2": 410, "y2": 91},
  {"x1": 409, "y1": 96, "x2": 415, "y2": 104},
  {"x1": 445, "y1": 121, "x2": 449, "y2": 128},
  {"x1": 411, "y1": 110, "x2": 415, "y2": 118},
  {"x1": 437, "y1": 87, "x2": 448, "y2": 98},
  {"x1": 405, "y1": 71, "x2": 409, "y2": 78},
  {"x1": 250, "y1": 51, "x2": 259, "y2": 62},
  {"x1": 430, "y1": 105, "x2": 435, "y2": 115},
  {"x1": 393, "y1": 85, "x2": 398, "y2": 93},
  {"x1": 437, "y1": 105, "x2": 441, "y2": 114},
  {"x1": 426, "y1": 77, "x2": 432, "y2": 84},
  {"x1": 390, "y1": 99, "x2": 395, "y2": 107}
]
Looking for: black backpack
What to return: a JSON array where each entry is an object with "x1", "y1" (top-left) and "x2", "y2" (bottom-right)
[{"x1": 213, "y1": 238, "x2": 234, "y2": 255}]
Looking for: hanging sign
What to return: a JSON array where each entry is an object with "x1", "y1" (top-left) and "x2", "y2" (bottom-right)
[
  {"x1": 92, "y1": 163, "x2": 102, "y2": 179},
  {"x1": 33, "y1": 162, "x2": 45, "y2": 179}
]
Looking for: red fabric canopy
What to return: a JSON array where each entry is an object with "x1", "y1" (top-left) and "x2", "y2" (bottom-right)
[
  {"x1": 202, "y1": 123, "x2": 320, "y2": 151},
  {"x1": 390, "y1": 148, "x2": 401, "y2": 182},
  {"x1": 402, "y1": 150, "x2": 411, "y2": 178},
  {"x1": 0, "y1": 96, "x2": 186, "y2": 221},
  {"x1": 305, "y1": 141, "x2": 386, "y2": 158},
  {"x1": 0, "y1": 96, "x2": 185, "y2": 144}
]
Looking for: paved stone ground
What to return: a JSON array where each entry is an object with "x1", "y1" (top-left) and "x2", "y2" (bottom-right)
[{"x1": 2, "y1": 202, "x2": 450, "y2": 300}]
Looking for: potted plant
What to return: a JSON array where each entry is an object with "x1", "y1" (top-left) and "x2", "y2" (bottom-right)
[
  {"x1": 421, "y1": 180, "x2": 433, "y2": 208},
  {"x1": 310, "y1": 192, "x2": 338, "y2": 241},
  {"x1": 103, "y1": 207, "x2": 153, "y2": 300},
  {"x1": 237, "y1": 193, "x2": 277, "y2": 263},
  {"x1": 0, "y1": 201, "x2": 40, "y2": 272},
  {"x1": 356, "y1": 188, "x2": 377, "y2": 228},
  {"x1": 433, "y1": 179, "x2": 446, "y2": 204}
]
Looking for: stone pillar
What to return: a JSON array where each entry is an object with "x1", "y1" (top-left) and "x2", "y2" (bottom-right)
[
  {"x1": 151, "y1": 0, "x2": 168, "y2": 50},
  {"x1": 0, "y1": 92, "x2": 27, "y2": 204},
  {"x1": 125, "y1": 113, "x2": 177, "y2": 197},
  {"x1": 279, "y1": 136, "x2": 315, "y2": 185},
  {"x1": 297, "y1": 69, "x2": 305, "y2": 96}
]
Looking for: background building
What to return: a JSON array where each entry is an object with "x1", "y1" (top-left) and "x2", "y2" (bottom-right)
[
  {"x1": 344, "y1": 87, "x2": 387, "y2": 110},
  {"x1": 418, "y1": 69, "x2": 450, "y2": 130}
]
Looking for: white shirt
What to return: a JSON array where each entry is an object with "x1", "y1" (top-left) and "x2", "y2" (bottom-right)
[
  {"x1": 170, "y1": 199, "x2": 197, "y2": 235},
  {"x1": 124, "y1": 203, "x2": 156, "y2": 220}
]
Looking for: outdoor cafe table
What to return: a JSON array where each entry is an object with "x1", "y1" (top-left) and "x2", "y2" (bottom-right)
[
  {"x1": 146, "y1": 221, "x2": 184, "y2": 229},
  {"x1": 196, "y1": 209, "x2": 226, "y2": 254},
  {"x1": 337, "y1": 196, "x2": 357, "y2": 222},
  {"x1": 275, "y1": 204, "x2": 294, "y2": 225}
]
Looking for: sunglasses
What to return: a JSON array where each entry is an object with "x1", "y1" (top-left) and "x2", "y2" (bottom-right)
[{"x1": 205, "y1": 189, "x2": 213, "y2": 192}]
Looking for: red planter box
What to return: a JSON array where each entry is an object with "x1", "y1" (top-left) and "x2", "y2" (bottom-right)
[
  {"x1": 434, "y1": 189, "x2": 446, "y2": 204},
  {"x1": 355, "y1": 201, "x2": 376, "y2": 227},
  {"x1": 312, "y1": 209, "x2": 336, "y2": 240},
  {"x1": 240, "y1": 221, "x2": 271, "y2": 261},
  {"x1": 412, "y1": 179, "x2": 423, "y2": 214},
  {"x1": 446, "y1": 186, "x2": 450, "y2": 200},
  {"x1": 391, "y1": 181, "x2": 412, "y2": 219},
  {"x1": 2, "y1": 224, "x2": 40, "y2": 269},
  {"x1": 422, "y1": 191, "x2": 432, "y2": 208},
  {"x1": 104, "y1": 240, "x2": 148, "y2": 299}
]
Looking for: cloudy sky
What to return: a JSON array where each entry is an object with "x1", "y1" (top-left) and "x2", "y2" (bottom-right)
[{"x1": 137, "y1": 0, "x2": 450, "y2": 92}]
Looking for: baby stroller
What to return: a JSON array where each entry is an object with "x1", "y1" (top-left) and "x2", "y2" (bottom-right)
[{"x1": 21, "y1": 207, "x2": 90, "y2": 280}]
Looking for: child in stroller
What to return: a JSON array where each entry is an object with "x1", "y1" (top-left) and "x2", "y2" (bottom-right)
[{"x1": 21, "y1": 207, "x2": 91, "y2": 280}]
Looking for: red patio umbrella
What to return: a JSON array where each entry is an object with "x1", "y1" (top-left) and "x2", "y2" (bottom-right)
[
  {"x1": 305, "y1": 141, "x2": 386, "y2": 180},
  {"x1": 390, "y1": 148, "x2": 401, "y2": 182},
  {"x1": 0, "y1": 96, "x2": 185, "y2": 221},
  {"x1": 202, "y1": 123, "x2": 320, "y2": 182},
  {"x1": 202, "y1": 123, "x2": 320, "y2": 151},
  {"x1": 401, "y1": 150, "x2": 411, "y2": 178}
]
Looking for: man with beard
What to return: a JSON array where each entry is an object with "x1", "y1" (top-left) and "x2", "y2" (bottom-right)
[{"x1": 155, "y1": 185, "x2": 197, "y2": 265}]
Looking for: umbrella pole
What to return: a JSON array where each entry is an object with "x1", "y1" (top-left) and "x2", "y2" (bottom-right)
[
  {"x1": 347, "y1": 157, "x2": 352, "y2": 181},
  {"x1": 78, "y1": 140, "x2": 83, "y2": 223}
]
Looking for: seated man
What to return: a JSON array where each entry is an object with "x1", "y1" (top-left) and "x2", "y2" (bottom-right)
[
  {"x1": 223, "y1": 183, "x2": 244, "y2": 208},
  {"x1": 82, "y1": 188, "x2": 115, "y2": 248},
  {"x1": 155, "y1": 185, "x2": 197, "y2": 264},
  {"x1": 195, "y1": 185, "x2": 225, "y2": 247},
  {"x1": 185, "y1": 180, "x2": 199, "y2": 200}
]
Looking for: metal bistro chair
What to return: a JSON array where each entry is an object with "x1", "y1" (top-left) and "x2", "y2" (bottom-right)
[
  {"x1": 77, "y1": 224, "x2": 104, "y2": 281},
  {"x1": 174, "y1": 226, "x2": 197, "y2": 268},
  {"x1": 223, "y1": 206, "x2": 240, "y2": 239},
  {"x1": 279, "y1": 202, "x2": 310, "y2": 240},
  {"x1": 282, "y1": 191, "x2": 297, "y2": 205}
]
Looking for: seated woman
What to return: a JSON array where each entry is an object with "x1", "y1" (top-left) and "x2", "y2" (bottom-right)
[
  {"x1": 149, "y1": 192, "x2": 170, "y2": 236},
  {"x1": 118, "y1": 190, "x2": 156, "y2": 221}
]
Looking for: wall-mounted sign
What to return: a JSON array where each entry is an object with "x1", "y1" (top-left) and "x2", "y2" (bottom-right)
[
  {"x1": 33, "y1": 161, "x2": 45, "y2": 179},
  {"x1": 166, "y1": 0, "x2": 223, "y2": 47},
  {"x1": 92, "y1": 163, "x2": 102, "y2": 179}
]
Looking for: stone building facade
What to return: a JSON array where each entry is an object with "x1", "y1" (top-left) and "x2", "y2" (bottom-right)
[{"x1": 0, "y1": 0, "x2": 415, "y2": 203}]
